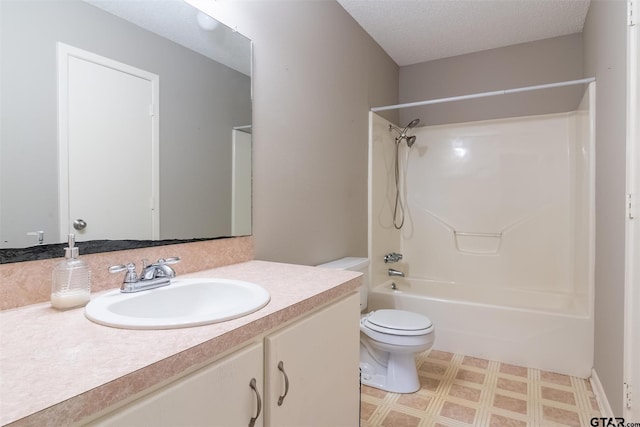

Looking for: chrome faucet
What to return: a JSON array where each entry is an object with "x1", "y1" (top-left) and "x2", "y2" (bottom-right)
[
  {"x1": 140, "y1": 257, "x2": 180, "y2": 280},
  {"x1": 109, "y1": 257, "x2": 181, "y2": 293},
  {"x1": 388, "y1": 268, "x2": 405, "y2": 277},
  {"x1": 383, "y1": 252, "x2": 403, "y2": 263}
]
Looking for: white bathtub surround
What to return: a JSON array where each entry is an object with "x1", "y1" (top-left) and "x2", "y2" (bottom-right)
[
  {"x1": 368, "y1": 280, "x2": 592, "y2": 378},
  {"x1": 368, "y1": 83, "x2": 595, "y2": 378}
]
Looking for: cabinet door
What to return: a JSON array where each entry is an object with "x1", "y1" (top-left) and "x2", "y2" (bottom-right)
[
  {"x1": 88, "y1": 342, "x2": 264, "y2": 427},
  {"x1": 265, "y1": 293, "x2": 360, "y2": 427}
]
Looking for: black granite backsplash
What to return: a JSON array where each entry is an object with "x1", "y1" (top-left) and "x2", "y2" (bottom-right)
[{"x1": 0, "y1": 237, "x2": 224, "y2": 264}]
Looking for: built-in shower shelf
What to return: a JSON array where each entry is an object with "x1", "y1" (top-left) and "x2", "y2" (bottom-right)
[{"x1": 454, "y1": 231, "x2": 502, "y2": 255}]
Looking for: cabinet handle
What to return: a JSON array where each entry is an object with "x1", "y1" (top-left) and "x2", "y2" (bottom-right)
[
  {"x1": 249, "y1": 378, "x2": 261, "y2": 427},
  {"x1": 277, "y1": 361, "x2": 289, "y2": 406}
]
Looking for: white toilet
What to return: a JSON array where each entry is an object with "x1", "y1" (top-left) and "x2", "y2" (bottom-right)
[{"x1": 318, "y1": 257, "x2": 435, "y2": 393}]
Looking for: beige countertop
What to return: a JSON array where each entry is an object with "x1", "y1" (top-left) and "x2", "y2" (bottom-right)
[{"x1": 0, "y1": 260, "x2": 361, "y2": 427}]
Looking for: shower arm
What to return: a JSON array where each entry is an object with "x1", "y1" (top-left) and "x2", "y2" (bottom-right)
[
  {"x1": 389, "y1": 118, "x2": 420, "y2": 144},
  {"x1": 389, "y1": 124, "x2": 407, "y2": 142}
]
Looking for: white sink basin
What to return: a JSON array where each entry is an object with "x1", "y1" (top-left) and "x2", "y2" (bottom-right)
[{"x1": 85, "y1": 278, "x2": 270, "y2": 329}]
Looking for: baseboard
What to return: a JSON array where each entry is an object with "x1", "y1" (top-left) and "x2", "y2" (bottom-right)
[{"x1": 591, "y1": 368, "x2": 615, "y2": 417}]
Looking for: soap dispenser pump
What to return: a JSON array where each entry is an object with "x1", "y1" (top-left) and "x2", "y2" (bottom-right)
[{"x1": 51, "y1": 234, "x2": 91, "y2": 310}]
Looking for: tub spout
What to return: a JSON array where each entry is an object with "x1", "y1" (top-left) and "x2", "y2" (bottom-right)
[{"x1": 388, "y1": 268, "x2": 404, "y2": 277}]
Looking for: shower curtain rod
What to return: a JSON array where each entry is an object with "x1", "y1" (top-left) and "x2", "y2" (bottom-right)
[{"x1": 370, "y1": 77, "x2": 596, "y2": 112}]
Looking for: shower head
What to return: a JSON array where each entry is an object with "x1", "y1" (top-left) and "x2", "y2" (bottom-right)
[
  {"x1": 389, "y1": 118, "x2": 420, "y2": 135},
  {"x1": 406, "y1": 118, "x2": 420, "y2": 129},
  {"x1": 389, "y1": 118, "x2": 420, "y2": 146}
]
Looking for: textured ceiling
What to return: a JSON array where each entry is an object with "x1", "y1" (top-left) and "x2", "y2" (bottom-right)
[{"x1": 337, "y1": 0, "x2": 591, "y2": 66}]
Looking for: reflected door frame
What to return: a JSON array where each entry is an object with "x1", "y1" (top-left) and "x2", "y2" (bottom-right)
[
  {"x1": 57, "y1": 43, "x2": 160, "y2": 241},
  {"x1": 231, "y1": 127, "x2": 252, "y2": 236}
]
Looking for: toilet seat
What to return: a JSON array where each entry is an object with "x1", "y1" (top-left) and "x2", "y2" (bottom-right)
[
  {"x1": 363, "y1": 309, "x2": 433, "y2": 336},
  {"x1": 360, "y1": 309, "x2": 434, "y2": 347}
]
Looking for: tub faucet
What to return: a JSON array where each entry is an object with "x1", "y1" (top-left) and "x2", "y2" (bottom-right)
[
  {"x1": 388, "y1": 268, "x2": 405, "y2": 277},
  {"x1": 384, "y1": 252, "x2": 403, "y2": 263}
]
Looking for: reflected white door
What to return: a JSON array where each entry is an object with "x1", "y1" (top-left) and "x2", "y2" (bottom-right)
[{"x1": 58, "y1": 43, "x2": 159, "y2": 241}]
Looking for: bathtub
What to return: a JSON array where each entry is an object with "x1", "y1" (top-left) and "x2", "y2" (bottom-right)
[{"x1": 367, "y1": 278, "x2": 594, "y2": 378}]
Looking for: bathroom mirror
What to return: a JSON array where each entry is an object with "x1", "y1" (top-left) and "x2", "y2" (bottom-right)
[{"x1": 0, "y1": 0, "x2": 252, "y2": 261}]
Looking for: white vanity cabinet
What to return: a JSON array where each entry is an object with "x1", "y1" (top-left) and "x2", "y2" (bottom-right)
[
  {"x1": 85, "y1": 292, "x2": 360, "y2": 427},
  {"x1": 87, "y1": 341, "x2": 265, "y2": 427},
  {"x1": 264, "y1": 292, "x2": 360, "y2": 426}
]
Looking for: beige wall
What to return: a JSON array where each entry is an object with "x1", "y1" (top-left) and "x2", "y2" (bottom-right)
[
  {"x1": 399, "y1": 34, "x2": 584, "y2": 126},
  {"x1": 583, "y1": 0, "x2": 629, "y2": 415},
  {"x1": 229, "y1": 1, "x2": 399, "y2": 265}
]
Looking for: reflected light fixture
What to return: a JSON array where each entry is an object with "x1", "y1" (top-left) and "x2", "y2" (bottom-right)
[{"x1": 196, "y1": 11, "x2": 219, "y2": 31}]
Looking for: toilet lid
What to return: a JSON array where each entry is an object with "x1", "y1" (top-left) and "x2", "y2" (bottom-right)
[{"x1": 364, "y1": 309, "x2": 432, "y2": 335}]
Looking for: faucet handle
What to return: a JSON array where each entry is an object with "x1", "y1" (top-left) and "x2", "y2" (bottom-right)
[
  {"x1": 144, "y1": 257, "x2": 180, "y2": 268},
  {"x1": 109, "y1": 263, "x2": 138, "y2": 283},
  {"x1": 151, "y1": 257, "x2": 180, "y2": 278},
  {"x1": 383, "y1": 252, "x2": 403, "y2": 263}
]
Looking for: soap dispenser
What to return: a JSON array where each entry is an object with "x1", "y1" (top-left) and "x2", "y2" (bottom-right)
[{"x1": 51, "y1": 234, "x2": 91, "y2": 310}]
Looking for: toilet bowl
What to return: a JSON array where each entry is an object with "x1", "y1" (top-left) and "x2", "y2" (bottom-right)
[
  {"x1": 317, "y1": 257, "x2": 436, "y2": 394},
  {"x1": 360, "y1": 309, "x2": 435, "y2": 393}
]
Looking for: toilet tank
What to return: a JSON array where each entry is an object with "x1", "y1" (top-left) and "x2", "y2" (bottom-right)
[{"x1": 317, "y1": 257, "x2": 369, "y2": 311}]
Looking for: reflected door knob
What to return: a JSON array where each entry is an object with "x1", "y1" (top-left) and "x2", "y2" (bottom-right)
[{"x1": 73, "y1": 219, "x2": 87, "y2": 230}]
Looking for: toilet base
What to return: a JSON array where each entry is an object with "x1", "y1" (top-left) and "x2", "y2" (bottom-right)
[{"x1": 359, "y1": 340, "x2": 422, "y2": 393}]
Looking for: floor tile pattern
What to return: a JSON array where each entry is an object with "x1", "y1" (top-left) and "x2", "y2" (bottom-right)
[{"x1": 361, "y1": 350, "x2": 601, "y2": 427}]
